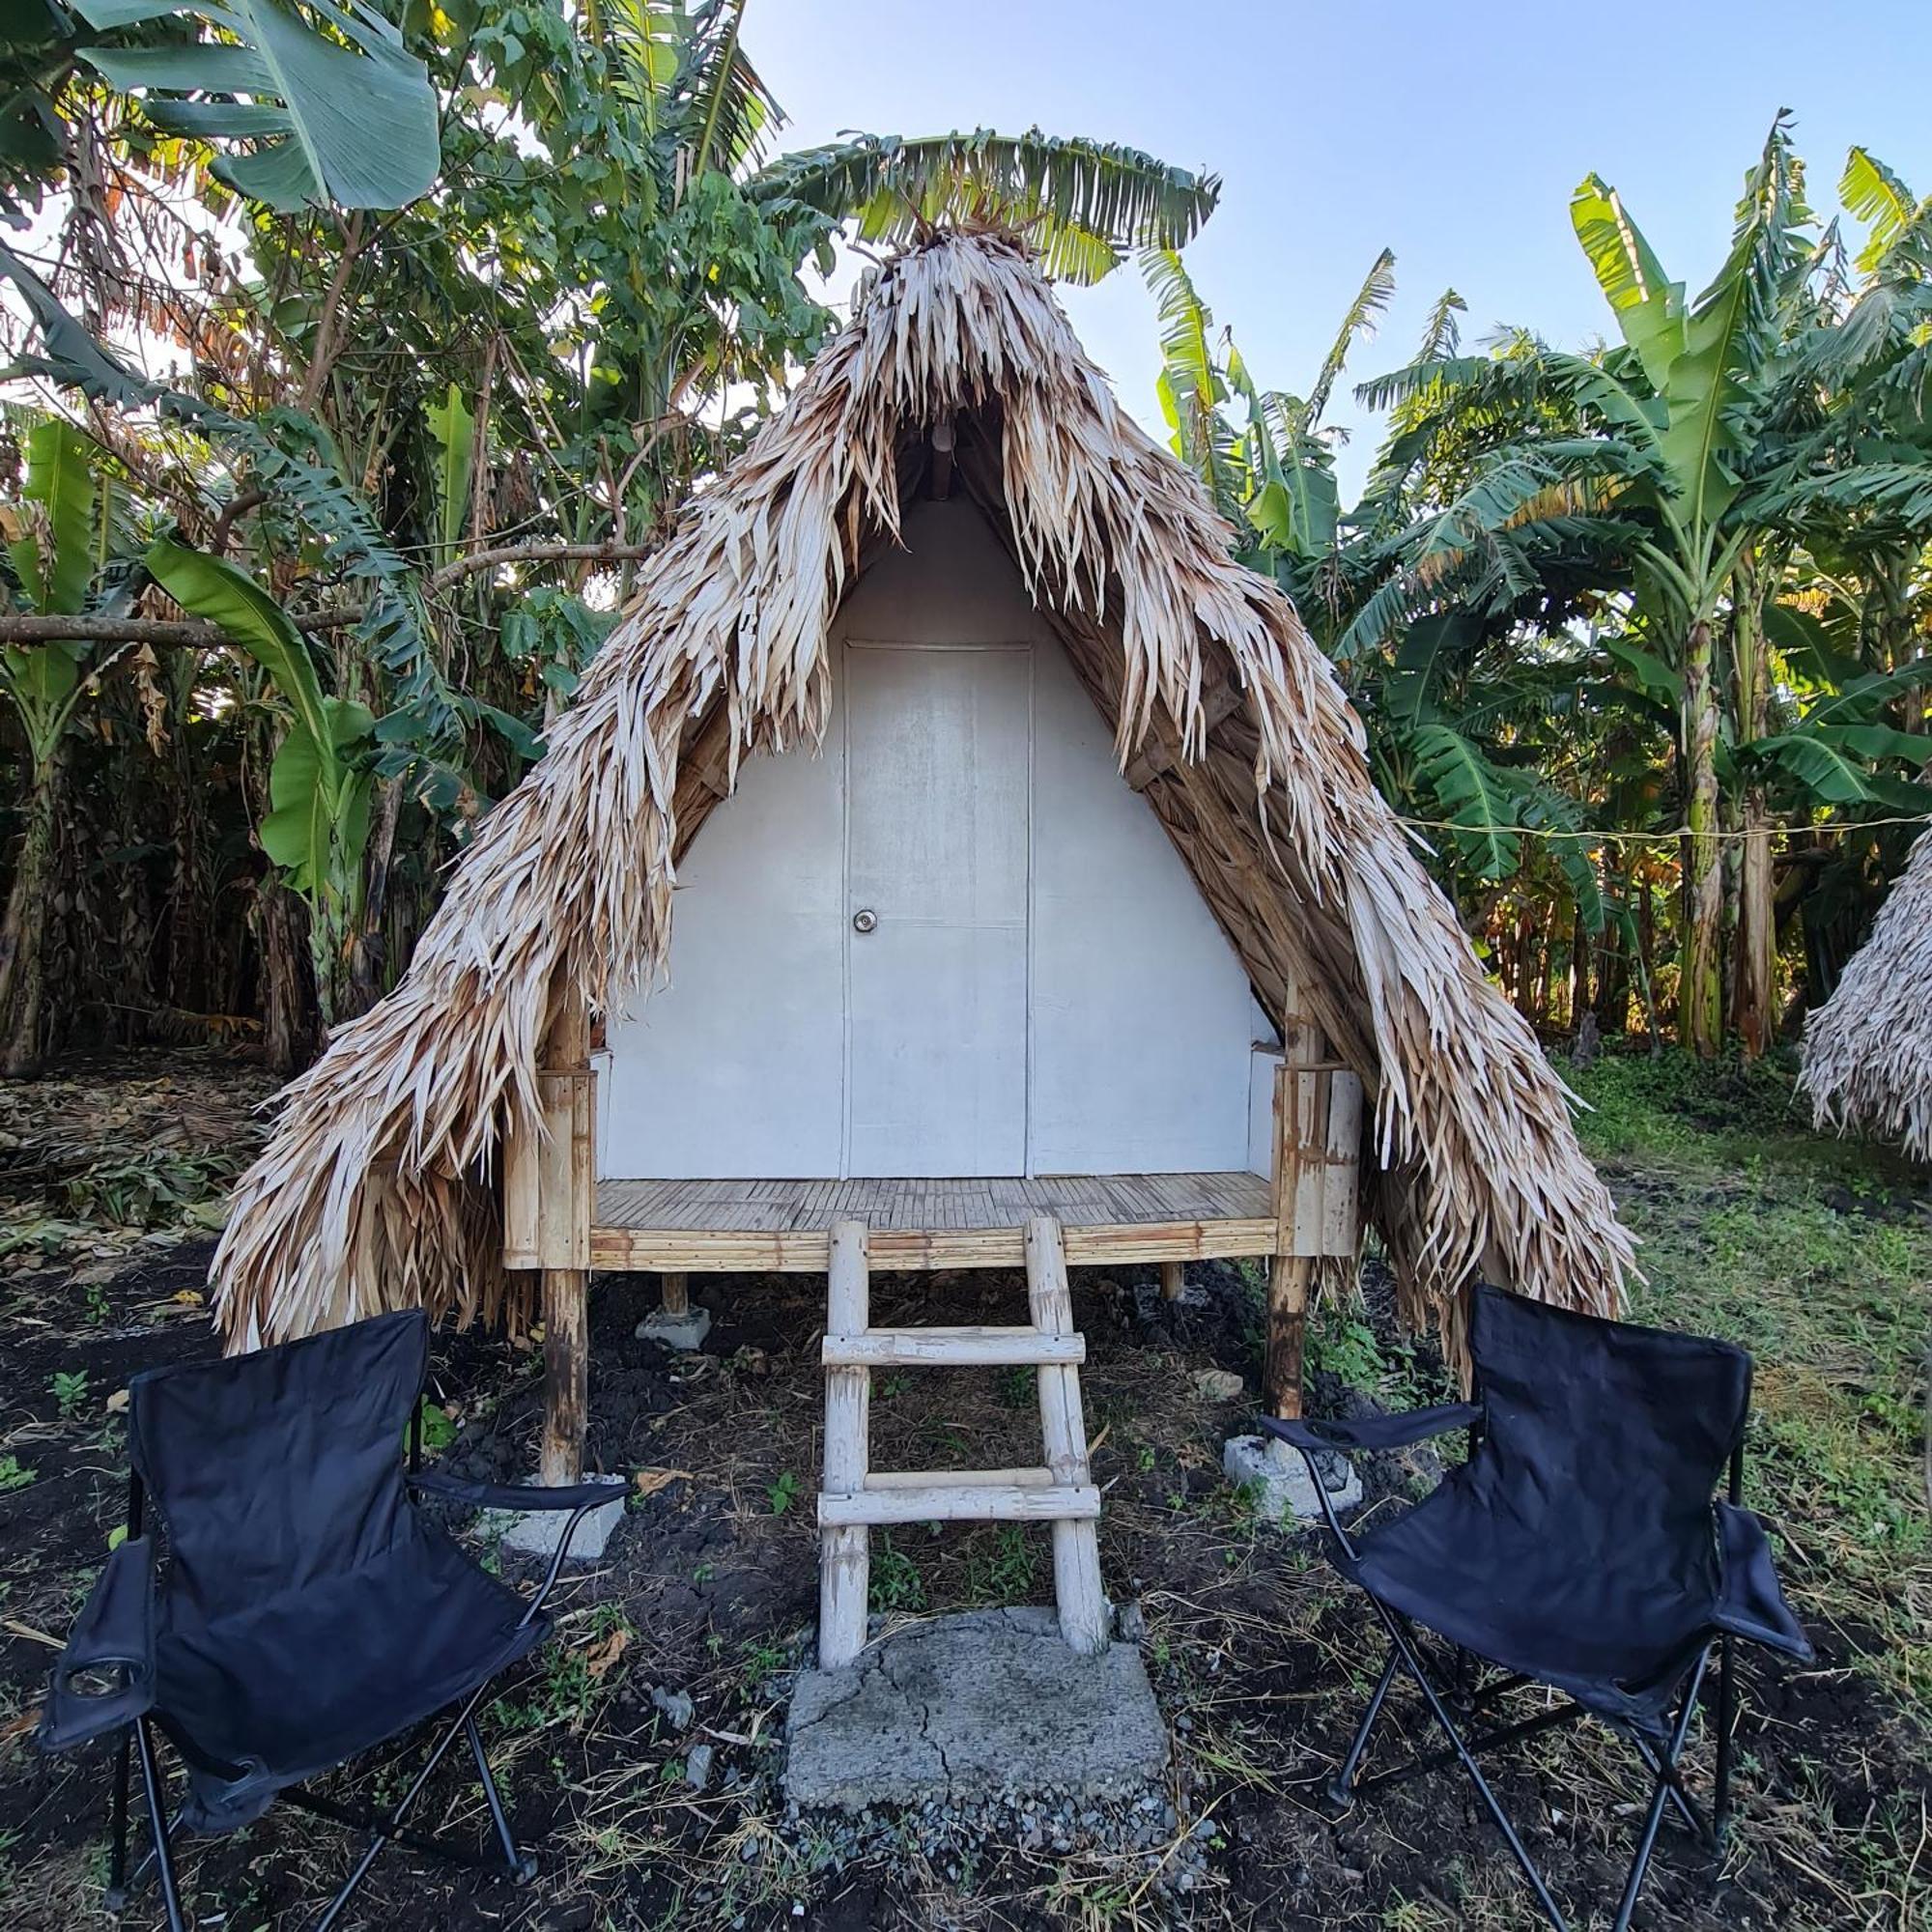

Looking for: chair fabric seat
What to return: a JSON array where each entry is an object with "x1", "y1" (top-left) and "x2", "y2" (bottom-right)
[
  {"x1": 1341, "y1": 1482, "x2": 1715, "y2": 1730},
  {"x1": 156, "y1": 1525, "x2": 547, "y2": 1833}
]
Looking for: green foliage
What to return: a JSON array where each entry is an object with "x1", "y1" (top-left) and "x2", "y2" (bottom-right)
[
  {"x1": 50, "y1": 1368, "x2": 88, "y2": 1418},
  {"x1": 0, "y1": 1456, "x2": 35, "y2": 1493},
  {"x1": 74, "y1": 0, "x2": 440, "y2": 212},
  {"x1": 753, "y1": 129, "x2": 1218, "y2": 286},
  {"x1": 412, "y1": 1396, "x2": 457, "y2": 1453},
  {"x1": 424, "y1": 382, "x2": 477, "y2": 554},
  {"x1": 62, "y1": 1145, "x2": 242, "y2": 1227},
  {"x1": 765, "y1": 1468, "x2": 800, "y2": 1516}
]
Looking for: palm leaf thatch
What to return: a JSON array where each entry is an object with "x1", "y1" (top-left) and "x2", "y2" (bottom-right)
[
  {"x1": 1801, "y1": 827, "x2": 1932, "y2": 1161},
  {"x1": 212, "y1": 228, "x2": 1634, "y2": 1360}
]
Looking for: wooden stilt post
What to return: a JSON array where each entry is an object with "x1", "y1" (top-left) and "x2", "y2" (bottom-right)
[
  {"x1": 1159, "y1": 1261, "x2": 1186, "y2": 1302},
  {"x1": 1027, "y1": 1215, "x2": 1109, "y2": 1656},
  {"x1": 659, "y1": 1271, "x2": 690, "y2": 1318},
  {"x1": 1266, "y1": 1006, "x2": 1322, "y2": 1423},
  {"x1": 1264, "y1": 1000, "x2": 1367, "y2": 1422},
  {"x1": 541, "y1": 1266, "x2": 589, "y2": 1487},
  {"x1": 819, "y1": 1221, "x2": 871, "y2": 1669},
  {"x1": 534, "y1": 990, "x2": 594, "y2": 1486}
]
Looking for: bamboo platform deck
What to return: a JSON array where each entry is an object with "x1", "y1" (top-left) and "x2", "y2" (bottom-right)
[{"x1": 589, "y1": 1171, "x2": 1275, "y2": 1272}]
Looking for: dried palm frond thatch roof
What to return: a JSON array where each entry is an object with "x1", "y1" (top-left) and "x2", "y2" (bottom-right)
[
  {"x1": 1801, "y1": 827, "x2": 1932, "y2": 1161},
  {"x1": 213, "y1": 227, "x2": 1635, "y2": 1357}
]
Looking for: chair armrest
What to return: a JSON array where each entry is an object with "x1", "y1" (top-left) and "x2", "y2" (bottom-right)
[
  {"x1": 1713, "y1": 1501, "x2": 1814, "y2": 1662},
  {"x1": 39, "y1": 1536, "x2": 157, "y2": 1753},
  {"x1": 408, "y1": 1467, "x2": 622, "y2": 1514},
  {"x1": 1258, "y1": 1403, "x2": 1481, "y2": 1457}
]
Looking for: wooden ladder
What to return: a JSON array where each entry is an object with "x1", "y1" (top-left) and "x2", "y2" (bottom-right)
[{"x1": 816, "y1": 1213, "x2": 1110, "y2": 1668}]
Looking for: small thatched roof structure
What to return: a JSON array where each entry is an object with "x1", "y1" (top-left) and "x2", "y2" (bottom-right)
[
  {"x1": 1801, "y1": 826, "x2": 1932, "y2": 1161},
  {"x1": 213, "y1": 228, "x2": 1634, "y2": 1356}
]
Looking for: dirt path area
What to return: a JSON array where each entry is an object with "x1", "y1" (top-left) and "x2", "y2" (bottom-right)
[{"x1": 1, "y1": 1051, "x2": 1927, "y2": 1929}]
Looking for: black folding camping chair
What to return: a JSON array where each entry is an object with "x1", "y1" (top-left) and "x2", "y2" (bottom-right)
[
  {"x1": 38, "y1": 1308, "x2": 615, "y2": 1931},
  {"x1": 1264, "y1": 1284, "x2": 1812, "y2": 1932}
]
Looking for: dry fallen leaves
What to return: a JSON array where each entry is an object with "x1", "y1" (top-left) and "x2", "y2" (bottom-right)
[
  {"x1": 582, "y1": 1628, "x2": 631, "y2": 1680},
  {"x1": 634, "y1": 1467, "x2": 692, "y2": 1497}
]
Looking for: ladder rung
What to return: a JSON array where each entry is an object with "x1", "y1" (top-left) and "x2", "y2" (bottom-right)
[
  {"x1": 818, "y1": 1482, "x2": 1101, "y2": 1527},
  {"x1": 866, "y1": 1465, "x2": 1055, "y2": 1491},
  {"x1": 822, "y1": 1325, "x2": 1086, "y2": 1369}
]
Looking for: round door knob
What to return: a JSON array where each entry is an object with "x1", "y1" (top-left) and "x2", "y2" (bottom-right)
[{"x1": 852, "y1": 908, "x2": 878, "y2": 934}]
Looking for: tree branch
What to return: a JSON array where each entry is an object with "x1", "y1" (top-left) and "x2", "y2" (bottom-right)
[
  {"x1": 427, "y1": 538, "x2": 659, "y2": 590},
  {"x1": 0, "y1": 609, "x2": 361, "y2": 647}
]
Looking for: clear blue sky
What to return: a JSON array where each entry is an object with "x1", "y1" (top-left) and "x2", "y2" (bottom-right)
[{"x1": 755, "y1": 1, "x2": 1932, "y2": 494}]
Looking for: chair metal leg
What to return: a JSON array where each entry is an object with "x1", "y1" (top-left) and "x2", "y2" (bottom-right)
[
  {"x1": 1373, "y1": 1603, "x2": 1571, "y2": 1932},
  {"x1": 1610, "y1": 1653, "x2": 1709, "y2": 1932},
  {"x1": 1357, "y1": 1698, "x2": 1585, "y2": 1797},
  {"x1": 309, "y1": 1679, "x2": 498, "y2": 1932},
  {"x1": 1327, "y1": 1644, "x2": 1401, "y2": 1810},
  {"x1": 466, "y1": 1715, "x2": 533, "y2": 1882},
  {"x1": 103, "y1": 1726, "x2": 132, "y2": 1911},
  {"x1": 134, "y1": 1719, "x2": 187, "y2": 1932}
]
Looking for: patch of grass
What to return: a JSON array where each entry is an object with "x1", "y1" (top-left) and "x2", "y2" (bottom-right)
[
  {"x1": 962, "y1": 1523, "x2": 1037, "y2": 1603},
  {"x1": 992, "y1": 1364, "x2": 1036, "y2": 1408},
  {"x1": 1596, "y1": 1056, "x2": 1932, "y2": 1710},
  {"x1": 868, "y1": 1530, "x2": 925, "y2": 1612},
  {"x1": 0, "y1": 1456, "x2": 33, "y2": 1493},
  {"x1": 765, "y1": 1469, "x2": 801, "y2": 1516}
]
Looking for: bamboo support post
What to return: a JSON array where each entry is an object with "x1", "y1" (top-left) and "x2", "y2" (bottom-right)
[
  {"x1": 1026, "y1": 1214, "x2": 1109, "y2": 1655},
  {"x1": 1159, "y1": 1261, "x2": 1186, "y2": 1302},
  {"x1": 1264, "y1": 1003, "x2": 1366, "y2": 1421},
  {"x1": 518, "y1": 988, "x2": 594, "y2": 1486},
  {"x1": 818, "y1": 1221, "x2": 871, "y2": 1670},
  {"x1": 659, "y1": 1271, "x2": 690, "y2": 1318},
  {"x1": 1267, "y1": 1008, "x2": 1321, "y2": 1422}
]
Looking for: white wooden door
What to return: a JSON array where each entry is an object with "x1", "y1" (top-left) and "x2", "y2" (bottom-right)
[{"x1": 843, "y1": 641, "x2": 1030, "y2": 1176}]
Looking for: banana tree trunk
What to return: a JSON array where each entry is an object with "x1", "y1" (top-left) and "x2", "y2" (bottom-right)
[
  {"x1": 1729, "y1": 571, "x2": 1775, "y2": 1058},
  {"x1": 1678, "y1": 617, "x2": 1724, "y2": 1058},
  {"x1": 0, "y1": 750, "x2": 60, "y2": 1078},
  {"x1": 1733, "y1": 796, "x2": 1774, "y2": 1055},
  {"x1": 244, "y1": 727, "x2": 319, "y2": 1073}
]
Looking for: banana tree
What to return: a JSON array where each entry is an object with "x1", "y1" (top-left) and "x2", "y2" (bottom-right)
[
  {"x1": 1141, "y1": 248, "x2": 1617, "y2": 948},
  {"x1": 148, "y1": 541, "x2": 374, "y2": 1028},
  {"x1": 0, "y1": 418, "x2": 136, "y2": 1074},
  {"x1": 1357, "y1": 117, "x2": 1823, "y2": 1055}
]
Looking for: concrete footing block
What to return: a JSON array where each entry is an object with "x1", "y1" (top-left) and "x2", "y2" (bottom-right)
[
  {"x1": 635, "y1": 1305, "x2": 712, "y2": 1351},
  {"x1": 1222, "y1": 1433, "x2": 1361, "y2": 1523},
  {"x1": 785, "y1": 1606, "x2": 1168, "y2": 1811},
  {"x1": 496, "y1": 1472, "x2": 630, "y2": 1563}
]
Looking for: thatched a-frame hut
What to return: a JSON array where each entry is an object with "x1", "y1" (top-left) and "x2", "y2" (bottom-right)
[
  {"x1": 213, "y1": 229, "x2": 1634, "y2": 1506},
  {"x1": 1801, "y1": 827, "x2": 1932, "y2": 1161}
]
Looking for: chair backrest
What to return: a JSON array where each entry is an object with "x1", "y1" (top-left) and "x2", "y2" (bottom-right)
[
  {"x1": 128, "y1": 1310, "x2": 427, "y2": 1626},
  {"x1": 1465, "y1": 1285, "x2": 1749, "y2": 1579}
]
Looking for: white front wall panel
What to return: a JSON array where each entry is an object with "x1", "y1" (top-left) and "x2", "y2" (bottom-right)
[
  {"x1": 600, "y1": 499, "x2": 1268, "y2": 1182},
  {"x1": 598, "y1": 700, "x2": 846, "y2": 1178},
  {"x1": 1027, "y1": 631, "x2": 1261, "y2": 1173}
]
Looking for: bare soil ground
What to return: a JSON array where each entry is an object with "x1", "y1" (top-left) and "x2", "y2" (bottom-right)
[{"x1": 0, "y1": 1049, "x2": 1927, "y2": 1930}]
